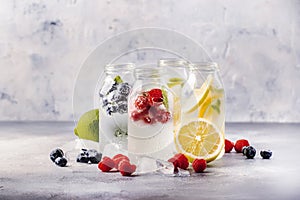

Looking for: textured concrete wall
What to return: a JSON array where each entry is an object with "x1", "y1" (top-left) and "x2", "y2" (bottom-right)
[{"x1": 0, "y1": 0, "x2": 299, "y2": 122}]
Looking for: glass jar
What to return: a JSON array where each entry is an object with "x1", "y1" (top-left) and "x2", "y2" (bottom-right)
[
  {"x1": 98, "y1": 63, "x2": 135, "y2": 152},
  {"x1": 127, "y1": 66, "x2": 176, "y2": 162},
  {"x1": 178, "y1": 62, "x2": 225, "y2": 162}
]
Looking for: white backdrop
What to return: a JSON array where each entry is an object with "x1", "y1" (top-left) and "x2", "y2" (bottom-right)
[{"x1": 0, "y1": 0, "x2": 299, "y2": 122}]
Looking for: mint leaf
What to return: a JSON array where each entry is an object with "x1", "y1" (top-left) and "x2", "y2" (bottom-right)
[
  {"x1": 114, "y1": 75, "x2": 123, "y2": 84},
  {"x1": 211, "y1": 105, "x2": 220, "y2": 114}
]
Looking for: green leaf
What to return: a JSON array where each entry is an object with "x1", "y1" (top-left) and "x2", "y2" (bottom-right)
[
  {"x1": 211, "y1": 105, "x2": 220, "y2": 114},
  {"x1": 114, "y1": 75, "x2": 123, "y2": 84}
]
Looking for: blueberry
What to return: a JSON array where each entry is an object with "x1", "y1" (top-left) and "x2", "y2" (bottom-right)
[
  {"x1": 50, "y1": 148, "x2": 64, "y2": 162},
  {"x1": 118, "y1": 83, "x2": 131, "y2": 96},
  {"x1": 245, "y1": 146, "x2": 256, "y2": 159},
  {"x1": 55, "y1": 157, "x2": 68, "y2": 167},
  {"x1": 260, "y1": 150, "x2": 272, "y2": 159},
  {"x1": 76, "y1": 153, "x2": 89, "y2": 163},
  {"x1": 242, "y1": 146, "x2": 248, "y2": 155},
  {"x1": 87, "y1": 149, "x2": 102, "y2": 164}
]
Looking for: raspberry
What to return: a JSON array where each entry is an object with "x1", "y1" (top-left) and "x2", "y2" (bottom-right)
[
  {"x1": 192, "y1": 159, "x2": 206, "y2": 173},
  {"x1": 156, "y1": 111, "x2": 171, "y2": 123},
  {"x1": 225, "y1": 139, "x2": 234, "y2": 153},
  {"x1": 134, "y1": 95, "x2": 149, "y2": 110},
  {"x1": 98, "y1": 156, "x2": 115, "y2": 172},
  {"x1": 119, "y1": 160, "x2": 136, "y2": 176},
  {"x1": 112, "y1": 154, "x2": 129, "y2": 170},
  {"x1": 234, "y1": 139, "x2": 250, "y2": 153},
  {"x1": 148, "y1": 88, "x2": 163, "y2": 106},
  {"x1": 131, "y1": 109, "x2": 148, "y2": 121},
  {"x1": 168, "y1": 153, "x2": 189, "y2": 170}
]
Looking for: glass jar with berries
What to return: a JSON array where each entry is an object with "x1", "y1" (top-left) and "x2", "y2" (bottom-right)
[
  {"x1": 98, "y1": 63, "x2": 135, "y2": 152},
  {"x1": 127, "y1": 66, "x2": 176, "y2": 162}
]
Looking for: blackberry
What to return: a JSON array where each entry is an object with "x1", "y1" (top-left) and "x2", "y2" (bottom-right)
[
  {"x1": 50, "y1": 148, "x2": 64, "y2": 162},
  {"x1": 107, "y1": 105, "x2": 118, "y2": 115},
  {"x1": 107, "y1": 82, "x2": 118, "y2": 94},
  {"x1": 87, "y1": 149, "x2": 102, "y2": 164},
  {"x1": 117, "y1": 103, "x2": 127, "y2": 114},
  {"x1": 118, "y1": 83, "x2": 131, "y2": 96},
  {"x1": 260, "y1": 150, "x2": 272, "y2": 159},
  {"x1": 113, "y1": 94, "x2": 127, "y2": 103},
  {"x1": 245, "y1": 146, "x2": 256, "y2": 159},
  {"x1": 102, "y1": 98, "x2": 109, "y2": 107},
  {"x1": 55, "y1": 157, "x2": 68, "y2": 167},
  {"x1": 76, "y1": 153, "x2": 89, "y2": 163}
]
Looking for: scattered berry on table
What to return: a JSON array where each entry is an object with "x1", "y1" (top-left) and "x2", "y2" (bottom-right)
[
  {"x1": 55, "y1": 157, "x2": 68, "y2": 167},
  {"x1": 224, "y1": 139, "x2": 234, "y2": 153},
  {"x1": 192, "y1": 159, "x2": 207, "y2": 173},
  {"x1": 98, "y1": 156, "x2": 115, "y2": 172},
  {"x1": 87, "y1": 149, "x2": 102, "y2": 164},
  {"x1": 119, "y1": 160, "x2": 136, "y2": 176},
  {"x1": 260, "y1": 150, "x2": 272, "y2": 159},
  {"x1": 50, "y1": 148, "x2": 64, "y2": 162},
  {"x1": 244, "y1": 146, "x2": 256, "y2": 159},
  {"x1": 76, "y1": 153, "x2": 89, "y2": 163},
  {"x1": 112, "y1": 154, "x2": 130, "y2": 170},
  {"x1": 168, "y1": 153, "x2": 189, "y2": 170},
  {"x1": 242, "y1": 146, "x2": 248, "y2": 155},
  {"x1": 234, "y1": 139, "x2": 250, "y2": 153}
]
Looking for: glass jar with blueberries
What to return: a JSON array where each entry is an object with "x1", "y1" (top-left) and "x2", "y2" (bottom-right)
[{"x1": 98, "y1": 63, "x2": 135, "y2": 152}]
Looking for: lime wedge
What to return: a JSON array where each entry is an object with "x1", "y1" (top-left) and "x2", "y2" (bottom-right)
[{"x1": 74, "y1": 109, "x2": 99, "y2": 142}]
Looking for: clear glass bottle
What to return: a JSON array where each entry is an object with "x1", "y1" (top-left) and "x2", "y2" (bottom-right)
[
  {"x1": 127, "y1": 66, "x2": 176, "y2": 162},
  {"x1": 98, "y1": 63, "x2": 134, "y2": 152},
  {"x1": 178, "y1": 62, "x2": 225, "y2": 162}
]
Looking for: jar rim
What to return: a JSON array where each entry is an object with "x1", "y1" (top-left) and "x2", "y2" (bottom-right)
[
  {"x1": 189, "y1": 62, "x2": 219, "y2": 71},
  {"x1": 158, "y1": 58, "x2": 189, "y2": 67},
  {"x1": 134, "y1": 65, "x2": 162, "y2": 79},
  {"x1": 105, "y1": 63, "x2": 135, "y2": 72}
]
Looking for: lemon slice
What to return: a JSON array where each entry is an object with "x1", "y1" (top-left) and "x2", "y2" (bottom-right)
[
  {"x1": 175, "y1": 118, "x2": 223, "y2": 163},
  {"x1": 183, "y1": 75, "x2": 213, "y2": 114}
]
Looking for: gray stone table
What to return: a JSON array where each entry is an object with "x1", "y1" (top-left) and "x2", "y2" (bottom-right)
[{"x1": 0, "y1": 122, "x2": 299, "y2": 200}]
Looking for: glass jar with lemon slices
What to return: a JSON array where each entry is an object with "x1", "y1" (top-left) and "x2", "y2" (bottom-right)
[{"x1": 175, "y1": 62, "x2": 225, "y2": 163}]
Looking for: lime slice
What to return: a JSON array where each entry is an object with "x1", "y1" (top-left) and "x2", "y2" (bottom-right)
[
  {"x1": 175, "y1": 118, "x2": 223, "y2": 163},
  {"x1": 183, "y1": 75, "x2": 213, "y2": 114},
  {"x1": 167, "y1": 77, "x2": 184, "y2": 88},
  {"x1": 74, "y1": 109, "x2": 99, "y2": 142}
]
